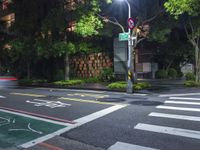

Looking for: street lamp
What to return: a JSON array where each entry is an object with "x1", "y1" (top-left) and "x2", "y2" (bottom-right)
[{"x1": 118, "y1": 0, "x2": 133, "y2": 93}]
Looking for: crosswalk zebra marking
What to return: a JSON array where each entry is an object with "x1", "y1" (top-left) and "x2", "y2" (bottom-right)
[
  {"x1": 134, "y1": 123, "x2": 200, "y2": 140},
  {"x1": 149, "y1": 112, "x2": 200, "y2": 122},
  {"x1": 156, "y1": 105, "x2": 200, "y2": 112},
  {"x1": 169, "y1": 97, "x2": 200, "y2": 101},
  {"x1": 159, "y1": 93, "x2": 200, "y2": 97},
  {"x1": 165, "y1": 100, "x2": 200, "y2": 105},
  {"x1": 108, "y1": 142, "x2": 159, "y2": 150},
  {"x1": 0, "y1": 95, "x2": 5, "y2": 98}
]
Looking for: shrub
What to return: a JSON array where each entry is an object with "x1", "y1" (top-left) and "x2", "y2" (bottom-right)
[
  {"x1": 107, "y1": 81, "x2": 127, "y2": 89},
  {"x1": 18, "y1": 79, "x2": 33, "y2": 86},
  {"x1": 184, "y1": 80, "x2": 200, "y2": 87},
  {"x1": 100, "y1": 68, "x2": 115, "y2": 82},
  {"x1": 155, "y1": 69, "x2": 168, "y2": 79},
  {"x1": 185, "y1": 72, "x2": 195, "y2": 81},
  {"x1": 18, "y1": 79, "x2": 48, "y2": 86},
  {"x1": 84, "y1": 77, "x2": 101, "y2": 83},
  {"x1": 107, "y1": 81, "x2": 151, "y2": 91},
  {"x1": 53, "y1": 79, "x2": 84, "y2": 87},
  {"x1": 168, "y1": 68, "x2": 177, "y2": 79}
]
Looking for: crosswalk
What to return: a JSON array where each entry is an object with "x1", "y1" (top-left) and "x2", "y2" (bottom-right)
[{"x1": 133, "y1": 96, "x2": 200, "y2": 149}]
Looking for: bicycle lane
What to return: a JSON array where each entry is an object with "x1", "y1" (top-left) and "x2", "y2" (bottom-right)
[{"x1": 0, "y1": 91, "x2": 126, "y2": 149}]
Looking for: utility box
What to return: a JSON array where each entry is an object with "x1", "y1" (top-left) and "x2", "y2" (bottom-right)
[{"x1": 113, "y1": 38, "x2": 127, "y2": 79}]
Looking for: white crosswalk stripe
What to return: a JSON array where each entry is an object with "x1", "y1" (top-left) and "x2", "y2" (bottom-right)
[
  {"x1": 0, "y1": 95, "x2": 5, "y2": 98},
  {"x1": 134, "y1": 96, "x2": 200, "y2": 144},
  {"x1": 169, "y1": 97, "x2": 200, "y2": 101},
  {"x1": 165, "y1": 100, "x2": 200, "y2": 105},
  {"x1": 134, "y1": 123, "x2": 200, "y2": 140},
  {"x1": 156, "y1": 105, "x2": 200, "y2": 112},
  {"x1": 108, "y1": 142, "x2": 159, "y2": 150},
  {"x1": 149, "y1": 112, "x2": 200, "y2": 122}
]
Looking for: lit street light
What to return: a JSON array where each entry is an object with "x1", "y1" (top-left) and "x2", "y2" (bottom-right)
[{"x1": 118, "y1": 0, "x2": 133, "y2": 93}]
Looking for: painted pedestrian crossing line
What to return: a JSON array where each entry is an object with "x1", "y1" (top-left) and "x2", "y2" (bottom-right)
[
  {"x1": 149, "y1": 112, "x2": 200, "y2": 122},
  {"x1": 108, "y1": 142, "x2": 159, "y2": 150},
  {"x1": 134, "y1": 95, "x2": 200, "y2": 147},
  {"x1": 135, "y1": 123, "x2": 200, "y2": 140}
]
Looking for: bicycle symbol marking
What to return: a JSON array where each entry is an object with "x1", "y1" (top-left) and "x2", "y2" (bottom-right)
[
  {"x1": 26, "y1": 99, "x2": 71, "y2": 108},
  {"x1": 0, "y1": 116, "x2": 43, "y2": 134}
]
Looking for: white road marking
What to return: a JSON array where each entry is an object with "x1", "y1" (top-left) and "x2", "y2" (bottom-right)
[
  {"x1": 169, "y1": 97, "x2": 200, "y2": 101},
  {"x1": 156, "y1": 105, "x2": 200, "y2": 112},
  {"x1": 26, "y1": 99, "x2": 71, "y2": 108},
  {"x1": 159, "y1": 93, "x2": 200, "y2": 97},
  {"x1": 135, "y1": 123, "x2": 200, "y2": 140},
  {"x1": 0, "y1": 109, "x2": 71, "y2": 126},
  {"x1": 0, "y1": 95, "x2": 5, "y2": 98},
  {"x1": 149, "y1": 112, "x2": 200, "y2": 122},
  {"x1": 108, "y1": 142, "x2": 159, "y2": 150},
  {"x1": 165, "y1": 100, "x2": 200, "y2": 105},
  {"x1": 20, "y1": 104, "x2": 127, "y2": 148}
]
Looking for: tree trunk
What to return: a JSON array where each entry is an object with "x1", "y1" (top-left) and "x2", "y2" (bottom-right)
[
  {"x1": 64, "y1": 53, "x2": 69, "y2": 80},
  {"x1": 195, "y1": 45, "x2": 200, "y2": 82}
]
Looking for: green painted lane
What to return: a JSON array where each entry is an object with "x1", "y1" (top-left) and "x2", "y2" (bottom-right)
[{"x1": 0, "y1": 111, "x2": 66, "y2": 148}]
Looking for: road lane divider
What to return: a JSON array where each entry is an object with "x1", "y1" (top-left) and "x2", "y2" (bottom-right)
[
  {"x1": 58, "y1": 97, "x2": 125, "y2": 105},
  {"x1": 10, "y1": 92, "x2": 46, "y2": 97},
  {"x1": 67, "y1": 93, "x2": 109, "y2": 99}
]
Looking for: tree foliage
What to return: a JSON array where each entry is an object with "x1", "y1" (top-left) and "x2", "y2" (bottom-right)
[{"x1": 164, "y1": 0, "x2": 200, "y2": 82}]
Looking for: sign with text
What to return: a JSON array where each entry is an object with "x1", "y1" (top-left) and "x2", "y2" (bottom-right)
[{"x1": 119, "y1": 32, "x2": 129, "y2": 41}]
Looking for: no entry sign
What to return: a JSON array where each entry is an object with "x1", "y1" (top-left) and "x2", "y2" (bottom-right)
[{"x1": 128, "y1": 18, "x2": 135, "y2": 30}]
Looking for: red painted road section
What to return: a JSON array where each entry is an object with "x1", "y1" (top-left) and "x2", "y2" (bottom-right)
[
  {"x1": 39, "y1": 142, "x2": 64, "y2": 150},
  {"x1": 0, "y1": 77, "x2": 17, "y2": 81},
  {"x1": 0, "y1": 106, "x2": 76, "y2": 124}
]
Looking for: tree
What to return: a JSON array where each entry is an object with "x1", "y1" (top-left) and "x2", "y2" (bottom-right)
[{"x1": 164, "y1": 0, "x2": 200, "y2": 81}]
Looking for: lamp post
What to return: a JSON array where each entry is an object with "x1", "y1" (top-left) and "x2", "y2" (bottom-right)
[{"x1": 118, "y1": 0, "x2": 133, "y2": 93}]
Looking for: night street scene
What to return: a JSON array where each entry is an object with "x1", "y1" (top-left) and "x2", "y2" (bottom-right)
[{"x1": 0, "y1": 0, "x2": 200, "y2": 150}]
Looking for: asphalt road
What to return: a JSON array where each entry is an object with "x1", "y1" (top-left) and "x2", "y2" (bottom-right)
[{"x1": 1, "y1": 86, "x2": 200, "y2": 150}]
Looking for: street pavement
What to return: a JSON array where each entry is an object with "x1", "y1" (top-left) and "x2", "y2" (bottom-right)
[{"x1": 0, "y1": 86, "x2": 200, "y2": 150}]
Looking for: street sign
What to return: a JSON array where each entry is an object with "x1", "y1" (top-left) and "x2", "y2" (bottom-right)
[
  {"x1": 119, "y1": 32, "x2": 129, "y2": 41},
  {"x1": 128, "y1": 18, "x2": 135, "y2": 30}
]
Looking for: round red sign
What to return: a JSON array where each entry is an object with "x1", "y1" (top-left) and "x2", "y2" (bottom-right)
[{"x1": 128, "y1": 18, "x2": 135, "y2": 30}]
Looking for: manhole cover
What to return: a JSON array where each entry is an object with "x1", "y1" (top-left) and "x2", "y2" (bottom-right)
[
  {"x1": 98, "y1": 98, "x2": 125, "y2": 102},
  {"x1": 130, "y1": 101, "x2": 163, "y2": 106}
]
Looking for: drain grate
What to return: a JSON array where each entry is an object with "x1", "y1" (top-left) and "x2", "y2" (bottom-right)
[
  {"x1": 130, "y1": 100, "x2": 163, "y2": 106},
  {"x1": 98, "y1": 98, "x2": 125, "y2": 102}
]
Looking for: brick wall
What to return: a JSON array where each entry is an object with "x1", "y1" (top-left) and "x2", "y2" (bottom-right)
[{"x1": 70, "y1": 53, "x2": 113, "y2": 78}]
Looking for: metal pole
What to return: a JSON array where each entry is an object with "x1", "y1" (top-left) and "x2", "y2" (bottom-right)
[{"x1": 125, "y1": 0, "x2": 133, "y2": 93}]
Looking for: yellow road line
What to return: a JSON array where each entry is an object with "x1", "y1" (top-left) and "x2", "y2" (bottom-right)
[
  {"x1": 67, "y1": 93, "x2": 109, "y2": 99},
  {"x1": 59, "y1": 97, "x2": 126, "y2": 106},
  {"x1": 10, "y1": 92, "x2": 46, "y2": 97}
]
